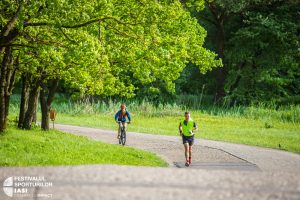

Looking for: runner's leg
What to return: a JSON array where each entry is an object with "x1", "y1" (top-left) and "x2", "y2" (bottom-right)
[
  {"x1": 189, "y1": 145, "x2": 192, "y2": 164},
  {"x1": 184, "y1": 143, "x2": 189, "y2": 164},
  {"x1": 117, "y1": 124, "x2": 121, "y2": 138}
]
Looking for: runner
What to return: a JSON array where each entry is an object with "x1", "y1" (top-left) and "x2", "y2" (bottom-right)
[{"x1": 179, "y1": 112, "x2": 198, "y2": 167}]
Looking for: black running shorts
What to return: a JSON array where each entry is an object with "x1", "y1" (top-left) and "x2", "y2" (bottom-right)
[{"x1": 182, "y1": 135, "x2": 194, "y2": 145}]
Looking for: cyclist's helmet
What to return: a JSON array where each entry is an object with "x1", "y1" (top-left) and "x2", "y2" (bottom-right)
[{"x1": 120, "y1": 104, "x2": 126, "y2": 109}]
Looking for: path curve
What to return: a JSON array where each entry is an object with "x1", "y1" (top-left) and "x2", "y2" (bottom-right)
[
  {"x1": 0, "y1": 124, "x2": 299, "y2": 200},
  {"x1": 56, "y1": 124, "x2": 300, "y2": 173}
]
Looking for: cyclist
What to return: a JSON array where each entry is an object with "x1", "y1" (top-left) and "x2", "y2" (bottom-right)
[
  {"x1": 179, "y1": 111, "x2": 198, "y2": 167},
  {"x1": 115, "y1": 103, "x2": 131, "y2": 139}
]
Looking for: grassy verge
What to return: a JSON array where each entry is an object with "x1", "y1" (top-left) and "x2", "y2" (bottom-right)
[
  {"x1": 55, "y1": 112, "x2": 300, "y2": 154},
  {"x1": 0, "y1": 127, "x2": 168, "y2": 167},
  {"x1": 8, "y1": 95, "x2": 300, "y2": 154}
]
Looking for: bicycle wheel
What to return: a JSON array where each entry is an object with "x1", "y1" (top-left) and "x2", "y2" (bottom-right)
[
  {"x1": 118, "y1": 124, "x2": 123, "y2": 144},
  {"x1": 118, "y1": 134, "x2": 122, "y2": 144},
  {"x1": 121, "y1": 129, "x2": 126, "y2": 146}
]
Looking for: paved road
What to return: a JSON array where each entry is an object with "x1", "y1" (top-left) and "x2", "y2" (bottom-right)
[{"x1": 1, "y1": 124, "x2": 300, "y2": 200}]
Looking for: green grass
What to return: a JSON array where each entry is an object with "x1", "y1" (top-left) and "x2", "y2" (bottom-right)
[
  {"x1": 7, "y1": 95, "x2": 300, "y2": 154},
  {"x1": 0, "y1": 127, "x2": 168, "y2": 167},
  {"x1": 55, "y1": 112, "x2": 300, "y2": 154}
]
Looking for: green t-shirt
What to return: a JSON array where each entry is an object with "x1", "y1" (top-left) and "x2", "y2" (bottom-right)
[{"x1": 180, "y1": 119, "x2": 197, "y2": 136}]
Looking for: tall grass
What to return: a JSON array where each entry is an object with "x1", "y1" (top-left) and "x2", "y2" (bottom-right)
[
  {"x1": 9, "y1": 94, "x2": 300, "y2": 123},
  {"x1": 50, "y1": 99, "x2": 183, "y2": 117}
]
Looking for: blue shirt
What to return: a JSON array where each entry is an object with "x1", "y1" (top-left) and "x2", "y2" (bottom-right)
[{"x1": 114, "y1": 110, "x2": 131, "y2": 122}]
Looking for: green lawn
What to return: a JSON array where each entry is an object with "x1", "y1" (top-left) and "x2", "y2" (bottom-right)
[
  {"x1": 56, "y1": 112, "x2": 300, "y2": 154},
  {"x1": 0, "y1": 127, "x2": 168, "y2": 167}
]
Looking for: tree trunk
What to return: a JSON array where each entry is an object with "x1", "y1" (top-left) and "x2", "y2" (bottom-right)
[
  {"x1": 0, "y1": 47, "x2": 12, "y2": 132},
  {"x1": 40, "y1": 78, "x2": 59, "y2": 131},
  {"x1": 0, "y1": 49, "x2": 8, "y2": 132},
  {"x1": 40, "y1": 89, "x2": 50, "y2": 131},
  {"x1": 32, "y1": 90, "x2": 39, "y2": 125},
  {"x1": 4, "y1": 51, "x2": 16, "y2": 123},
  {"x1": 207, "y1": 2, "x2": 227, "y2": 103},
  {"x1": 18, "y1": 74, "x2": 29, "y2": 128},
  {"x1": 22, "y1": 84, "x2": 39, "y2": 130}
]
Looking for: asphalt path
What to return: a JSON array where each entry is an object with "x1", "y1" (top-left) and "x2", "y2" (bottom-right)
[{"x1": 1, "y1": 124, "x2": 300, "y2": 200}]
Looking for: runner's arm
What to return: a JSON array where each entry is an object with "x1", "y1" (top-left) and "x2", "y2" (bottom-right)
[
  {"x1": 178, "y1": 122, "x2": 183, "y2": 136},
  {"x1": 193, "y1": 122, "x2": 198, "y2": 132}
]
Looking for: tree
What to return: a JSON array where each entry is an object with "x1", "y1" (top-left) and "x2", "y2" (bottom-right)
[
  {"x1": 225, "y1": 1, "x2": 300, "y2": 104},
  {"x1": 0, "y1": 47, "x2": 17, "y2": 131},
  {"x1": 183, "y1": 0, "x2": 300, "y2": 105},
  {"x1": 1, "y1": 0, "x2": 221, "y2": 131}
]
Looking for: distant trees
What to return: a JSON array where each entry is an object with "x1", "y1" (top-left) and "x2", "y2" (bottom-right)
[{"x1": 180, "y1": 0, "x2": 300, "y2": 105}]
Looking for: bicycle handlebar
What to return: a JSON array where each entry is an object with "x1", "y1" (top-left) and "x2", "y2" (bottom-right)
[{"x1": 117, "y1": 121, "x2": 130, "y2": 124}]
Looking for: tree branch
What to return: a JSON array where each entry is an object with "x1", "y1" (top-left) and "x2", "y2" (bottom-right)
[
  {"x1": 58, "y1": 27, "x2": 77, "y2": 43},
  {"x1": 0, "y1": 43, "x2": 36, "y2": 48},
  {"x1": 106, "y1": 23, "x2": 137, "y2": 39},
  {"x1": 1, "y1": 0, "x2": 24, "y2": 37},
  {"x1": 24, "y1": 16, "x2": 138, "y2": 29},
  {"x1": 21, "y1": 31, "x2": 67, "y2": 48}
]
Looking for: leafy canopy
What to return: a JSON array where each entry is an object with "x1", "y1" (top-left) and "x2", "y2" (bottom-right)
[{"x1": 1, "y1": 0, "x2": 221, "y2": 97}]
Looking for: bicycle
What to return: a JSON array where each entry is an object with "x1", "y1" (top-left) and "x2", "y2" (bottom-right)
[{"x1": 118, "y1": 121, "x2": 129, "y2": 146}]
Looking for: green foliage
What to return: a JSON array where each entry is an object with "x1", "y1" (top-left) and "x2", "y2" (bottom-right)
[
  {"x1": 225, "y1": 1, "x2": 300, "y2": 104},
  {"x1": 2, "y1": 0, "x2": 221, "y2": 98},
  {"x1": 181, "y1": 0, "x2": 300, "y2": 105}
]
